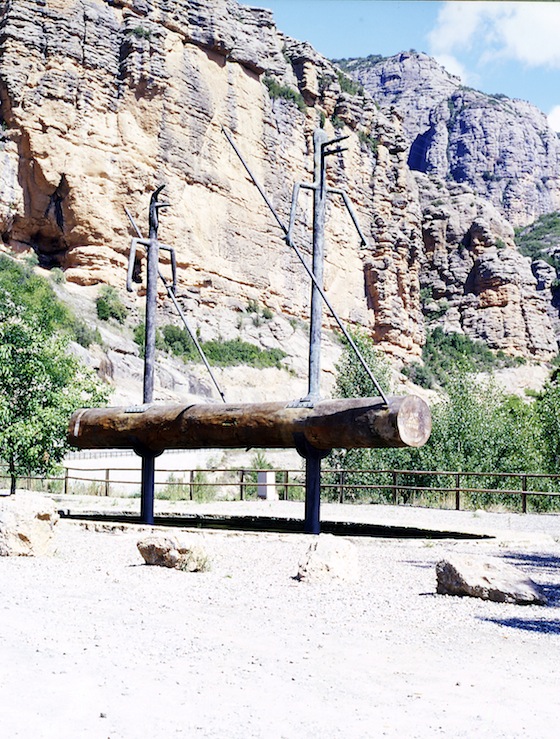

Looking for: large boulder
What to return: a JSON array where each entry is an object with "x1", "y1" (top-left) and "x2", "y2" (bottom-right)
[
  {"x1": 137, "y1": 535, "x2": 210, "y2": 572},
  {"x1": 0, "y1": 493, "x2": 59, "y2": 556},
  {"x1": 295, "y1": 534, "x2": 360, "y2": 583},
  {"x1": 436, "y1": 554, "x2": 547, "y2": 605}
]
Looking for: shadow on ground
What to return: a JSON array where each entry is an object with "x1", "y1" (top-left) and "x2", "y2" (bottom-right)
[
  {"x1": 502, "y1": 552, "x2": 560, "y2": 607},
  {"x1": 480, "y1": 617, "x2": 560, "y2": 634}
]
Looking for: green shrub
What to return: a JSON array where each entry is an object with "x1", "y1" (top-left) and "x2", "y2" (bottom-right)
[
  {"x1": 402, "y1": 361, "x2": 434, "y2": 389},
  {"x1": 133, "y1": 322, "x2": 166, "y2": 357},
  {"x1": 357, "y1": 130, "x2": 378, "y2": 155},
  {"x1": 96, "y1": 285, "x2": 127, "y2": 324},
  {"x1": 72, "y1": 319, "x2": 102, "y2": 348},
  {"x1": 515, "y1": 211, "x2": 560, "y2": 265},
  {"x1": 51, "y1": 267, "x2": 66, "y2": 284},
  {"x1": 420, "y1": 326, "x2": 517, "y2": 388},
  {"x1": 161, "y1": 324, "x2": 197, "y2": 360},
  {"x1": 202, "y1": 338, "x2": 286, "y2": 369},
  {"x1": 130, "y1": 26, "x2": 151, "y2": 39},
  {"x1": 263, "y1": 76, "x2": 306, "y2": 113},
  {"x1": 336, "y1": 70, "x2": 364, "y2": 96}
]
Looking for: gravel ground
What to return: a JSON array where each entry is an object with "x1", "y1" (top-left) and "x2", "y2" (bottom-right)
[{"x1": 1, "y1": 498, "x2": 560, "y2": 738}]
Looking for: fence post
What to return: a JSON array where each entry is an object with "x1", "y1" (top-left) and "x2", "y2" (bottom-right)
[
  {"x1": 455, "y1": 473, "x2": 460, "y2": 511},
  {"x1": 239, "y1": 469, "x2": 245, "y2": 501},
  {"x1": 64, "y1": 468, "x2": 69, "y2": 496},
  {"x1": 189, "y1": 470, "x2": 194, "y2": 501},
  {"x1": 339, "y1": 469, "x2": 346, "y2": 504},
  {"x1": 522, "y1": 475, "x2": 527, "y2": 514},
  {"x1": 392, "y1": 470, "x2": 398, "y2": 505},
  {"x1": 283, "y1": 470, "x2": 289, "y2": 501},
  {"x1": 104, "y1": 468, "x2": 110, "y2": 497}
]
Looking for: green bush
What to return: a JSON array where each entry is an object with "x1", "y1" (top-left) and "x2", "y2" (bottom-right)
[
  {"x1": 263, "y1": 76, "x2": 306, "y2": 113},
  {"x1": 357, "y1": 130, "x2": 378, "y2": 155},
  {"x1": 133, "y1": 323, "x2": 287, "y2": 370},
  {"x1": 72, "y1": 319, "x2": 102, "y2": 348},
  {"x1": 133, "y1": 322, "x2": 166, "y2": 357},
  {"x1": 515, "y1": 211, "x2": 560, "y2": 265},
  {"x1": 96, "y1": 285, "x2": 127, "y2": 324},
  {"x1": 202, "y1": 338, "x2": 286, "y2": 369},
  {"x1": 420, "y1": 326, "x2": 516, "y2": 388},
  {"x1": 329, "y1": 331, "x2": 560, "y2": 512},
  {"x1": 161, "y1": 324, "x2": 197, "y2": 360},
  {"x1": 336, "y1": 70, "x2": 364, "y2": 96}
]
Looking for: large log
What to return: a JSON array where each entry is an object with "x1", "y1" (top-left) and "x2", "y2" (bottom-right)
[{"x1": 68, "y1": 396, "x2": 431, "y2": 453}]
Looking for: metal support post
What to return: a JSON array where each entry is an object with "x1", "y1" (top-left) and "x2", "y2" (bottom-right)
[
  {"x1": 139, "y1": 186, "x2": 169, "y2": 524},
  {"x1": 308, "y1": 128, "x2": 328, "y2": 403},
  {"x1": 140, "y1": 451, "x2": 156, "y2": 525}
]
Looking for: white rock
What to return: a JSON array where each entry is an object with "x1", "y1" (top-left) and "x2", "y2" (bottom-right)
[
  {"x1": 436, "y1": 554, "x2": 547, "y2": 605},
  {"x1": 137, "y1": 535, "x2": 210, "y2": 572},
  {"x1": 0, "y1": 493, "x2": 59, "y2": 556},
  {"x1": 296, "y1": 534, "x2": 360, "y2": 583}
]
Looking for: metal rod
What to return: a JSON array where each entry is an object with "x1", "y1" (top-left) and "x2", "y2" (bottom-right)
[
  {"x1": 140, "y1": 452, "x2": 156, "y2": 525},
  {"x1": 161, "y1": 277, "x2": 227, "y2": 403},
  {"x1": 222, "y1": 127, "x2": 389, "y2": 406},
  {"x1": 309, "y1": 128, "x2": 328, "y2": 402},
  {"x1": 125, "y1": 207, "x2": 227, "y2": 404},
  {"x1": 328, "y1": 188, "x2": 368, "y2": 246}
]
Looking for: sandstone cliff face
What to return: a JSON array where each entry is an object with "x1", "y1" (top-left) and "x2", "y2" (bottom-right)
[
  {"x1": 0, "y1": 0, "x2": 556, "y2": 382},
  {"x1": 416, "y1": 174, "x2": 556, "y2": 357},
  {"x1": 342, "y1": 52, "x2": 560, "y2": 228},
  {"x1": 0, "y1": 0, "x2": 424, "y2": 367}
]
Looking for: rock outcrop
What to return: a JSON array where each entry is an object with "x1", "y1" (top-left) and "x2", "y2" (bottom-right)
[
  {"x1": 416, "y1": 174, "x2": 557, "y2": 357},
  {"x1": 340, "y1": 51, "x2": 560, "y2": 227},
  {"x1": 0, "y1": 0, "x2": 424, "y2": 362},
  {"x1": 0, "y1": 492, "x2": 59, "y2": 556}
]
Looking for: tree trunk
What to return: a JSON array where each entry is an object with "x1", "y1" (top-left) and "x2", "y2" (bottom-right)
[
  {"x1": 68, "y1": 396, "x2": 432, "y2": 453},
  {"x1": 8, "y1": 455, "x2": 16, "y2": 496}
]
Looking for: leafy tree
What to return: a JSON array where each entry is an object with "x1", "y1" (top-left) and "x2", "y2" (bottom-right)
[
  {"x1": 0, "y1": 275, "x2": 108, "y2": 495},
  {"x1": 0, "y1": 254, "x2": 70, "y2": 331},
  {"x1": 328, "y1": 331, "x2": 549, "y2": 509},
  {"x1": 535, "y1": 380, "x2": 560, "y2": 471}
]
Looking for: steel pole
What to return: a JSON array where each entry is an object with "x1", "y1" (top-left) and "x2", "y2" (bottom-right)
[
  {"x1": 308, "y1": 128, "x2": 328, "y2": 402},
  {"x1": 141, "y1": 188, "x2": 164, "y2": 525},
  {"x1": 305, "y1": 130, "x2": 329, "y2": 533}
]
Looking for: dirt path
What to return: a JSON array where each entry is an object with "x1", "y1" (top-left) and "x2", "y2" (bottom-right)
[{"x1": 1, "y1": 503, "x2": 559, "y2": 738}]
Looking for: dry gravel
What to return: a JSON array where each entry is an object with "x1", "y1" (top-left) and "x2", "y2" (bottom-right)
[{"x1": 1, "y1": 500, "x2": 560, "y2": 738}]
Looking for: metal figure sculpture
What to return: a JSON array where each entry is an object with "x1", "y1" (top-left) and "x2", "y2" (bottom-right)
[
  {"x1": 223, "y1": 127, "x2": 389, "y2": 533},
  {"x1": 125, "y1": 186, "x2": 226, "y2": 524}
]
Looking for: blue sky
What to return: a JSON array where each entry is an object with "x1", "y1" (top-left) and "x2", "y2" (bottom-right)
[{"x1": 247, "y1": 1, "x2": 560, "y2": 131}]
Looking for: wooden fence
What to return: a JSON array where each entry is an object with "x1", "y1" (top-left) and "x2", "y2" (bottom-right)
[{"x1": 2, "y1": 466, "x2": 560, "y2": 513}]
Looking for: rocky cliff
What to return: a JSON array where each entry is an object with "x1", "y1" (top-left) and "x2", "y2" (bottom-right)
[
  {"x1": 0, "y1": 0, "x2": 556, "y2": 401},
  {"x1": 339, "y1": 51, "x2": 560, "y2": 228}
]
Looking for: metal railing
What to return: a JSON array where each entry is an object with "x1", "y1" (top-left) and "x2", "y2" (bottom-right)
[{"x1": 2, "y1": 466, "x2": 560, "y2": 513}]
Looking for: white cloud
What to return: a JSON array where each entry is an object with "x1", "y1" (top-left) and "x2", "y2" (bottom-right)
[
  {"x1": 433, "y1": 54, "x2": 469, "y2": 84},
  {"x1": 548, "y1": 106, "x2": 560, "y2": 133},
  {"x1": 428, "y1": 2, "x2": 485, "y2": 55},
  {"x1": 429, "y1": 2, "x2": 560, "y2": 69}
]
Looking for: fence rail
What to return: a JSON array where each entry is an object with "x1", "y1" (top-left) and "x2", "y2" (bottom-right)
[{"x1": 2, "y1": 466, "x2": 560, "y2": 513}]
